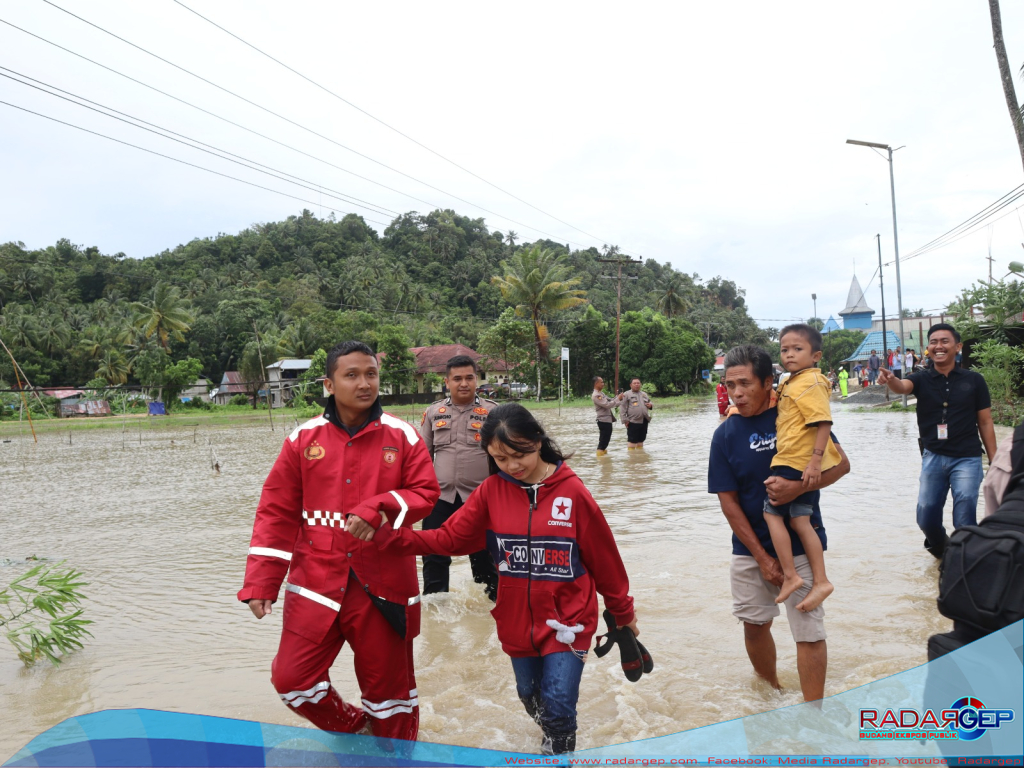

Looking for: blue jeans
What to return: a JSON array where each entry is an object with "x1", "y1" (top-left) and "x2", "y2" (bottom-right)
[
  {"x1": 916, "y1": 450, "x2": 983, "y2": 545},
  {"x1": 510, "y1": 652, "x2": 585, "y2": 750}
]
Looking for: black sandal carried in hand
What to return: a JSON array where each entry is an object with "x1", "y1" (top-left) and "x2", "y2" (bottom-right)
[{"x1": 593, "y1": 609, "x2": 646, "y2": 682}]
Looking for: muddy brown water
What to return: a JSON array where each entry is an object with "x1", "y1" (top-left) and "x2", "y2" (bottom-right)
[{"x1": 0, "y1": 403, "x2": 960, "y2": 759}]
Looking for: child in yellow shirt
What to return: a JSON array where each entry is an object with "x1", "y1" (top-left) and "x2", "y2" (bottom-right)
[{"x1": 766, "y1": 324, "x2": 841, "y2": 612}]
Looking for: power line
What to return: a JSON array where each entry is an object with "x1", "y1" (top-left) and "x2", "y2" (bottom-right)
[
  {"x1": 33, "y1": 1, "x2": 606, "y2": 250},
  {"x1": 896, "y1": 183, "x2": 1024, "y2": 264},
  {"x1": 170, "y1": 0, "x2": 640, "y2": 258},
  {"x1": 0, "y1": 66, "x2": 400, "y2": 218},
  {"x1": 0, "y1": 16, "x2": 450, "y2": 214},
  {"x1": 0, "y1": 98, "x2": 391, "y2": 228}
]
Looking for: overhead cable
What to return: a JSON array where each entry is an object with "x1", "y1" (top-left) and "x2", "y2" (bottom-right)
[
  {"x1": 34, "y1": 1, "x2": 605, "y2": 249},
  {"x1": 170, "y1": 0, "x2": 640, "y2": 257},
  {"x1": 0, "y1": 67, "x2": 399, "y2": 218},
  {"x1": 0, "y1": 99, "x2": 391, "y2": 228}
]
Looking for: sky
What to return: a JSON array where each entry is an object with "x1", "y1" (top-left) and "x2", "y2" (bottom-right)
[{"x1": 2, "y1": 0, "x2": 1023, "y2": 328}]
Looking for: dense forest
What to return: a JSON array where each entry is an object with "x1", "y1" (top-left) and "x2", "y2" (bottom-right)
[{"x1": 0, "y1": 208, "x2": 775, "y2": 404}]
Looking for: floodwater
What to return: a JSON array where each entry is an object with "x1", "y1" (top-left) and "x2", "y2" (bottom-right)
[{"x1": 1, "y1": 402, "x2": 960, "y2": 759}]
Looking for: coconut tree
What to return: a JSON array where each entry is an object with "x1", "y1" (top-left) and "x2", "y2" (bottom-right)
[
  {"x1": 654, "y1": 273, "x2": 693, "y2": 319},
  {"x1": 492, "y1": 246, "x2": 588, "y2": 400},
  {"x1": 130, "y1": 282, "x2": 194, "y2": 350},
  {"x1": 95, "y1": 350, "x2": 131, "y2": 385}
]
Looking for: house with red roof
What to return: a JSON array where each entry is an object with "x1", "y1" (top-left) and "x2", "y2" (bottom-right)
[
  {"x1": 211, "y1": 371, "x2": 248, "y2": 405},
  {"x1": 377, "y1": 344, "x2": 509, "y2": 395}
]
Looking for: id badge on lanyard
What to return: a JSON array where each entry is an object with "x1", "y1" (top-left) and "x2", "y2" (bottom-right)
[{"x1": 937, "y1": 423, "x2": 948, "y2": 440}]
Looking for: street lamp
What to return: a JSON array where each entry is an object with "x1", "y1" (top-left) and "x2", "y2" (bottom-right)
[{"x1": 847, "y1": 138, "x2": 907, "y2": 406}]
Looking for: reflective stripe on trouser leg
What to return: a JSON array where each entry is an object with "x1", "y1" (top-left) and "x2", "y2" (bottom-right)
[{"x1": 342, "y1": 581, "x2": 419, "y2": 741}]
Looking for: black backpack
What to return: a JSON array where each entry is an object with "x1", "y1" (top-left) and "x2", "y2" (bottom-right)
[{"x1": 927, "y1": 463, "x2": 1024, "y2": 660}]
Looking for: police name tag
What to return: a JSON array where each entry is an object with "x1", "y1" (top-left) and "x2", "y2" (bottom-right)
[{"x1": 937, "y1": 424, "x2": 948, "y2": 440}]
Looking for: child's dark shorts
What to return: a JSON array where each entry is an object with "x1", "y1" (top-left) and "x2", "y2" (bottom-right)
[{"x1": 763, "y1": 465, "x2": 819, "y2": 518}]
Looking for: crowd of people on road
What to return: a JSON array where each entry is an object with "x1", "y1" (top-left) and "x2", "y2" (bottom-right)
[{"x1": 234, "y1": 321, "x2": 1009, "y2": 755}]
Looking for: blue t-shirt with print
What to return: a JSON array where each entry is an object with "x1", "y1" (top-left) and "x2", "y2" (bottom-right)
[{"x1": 707, "y1": 406, "x2": 828, "y2": 557}]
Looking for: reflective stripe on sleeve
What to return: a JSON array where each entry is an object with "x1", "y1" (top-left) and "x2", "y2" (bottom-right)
[
  {"x1": 285, "y1": 583, "x2": 341, "y2": 612},
  {"x1": 407, "y1": 595, "x2": 421, "y2": 606},
  {"x1": 248, "y1": 547, "x2": 293, "y2": 561},
  {"x1": 389, "y1": 490, "x2": 410, "y2": 528}
]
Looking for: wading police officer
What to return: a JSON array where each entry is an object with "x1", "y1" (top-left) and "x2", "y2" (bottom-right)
[
  {"x1": 621, "y1": 377, "x2": 653, "y2": 449},
  {"x1": 419, "y1": 355, "x2": 500, "y2": 600}
]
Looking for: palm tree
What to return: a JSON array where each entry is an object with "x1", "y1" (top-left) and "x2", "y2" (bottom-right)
[
  {"x1": 0, "y1": 306, "x2": 39, "y2": 350},
  {"x1": 492, "y1": 246, "x2": 588, "y2": 400},
  {"x1": 654, "y1": 274, "x2": 691, "y2": 319},
  {"x1": 987, "y1": 0, "x2": 1024, "y2": 172},
  {"x1": 36, "y1": 315, "x2": 71, "y2": 357},
  {"x1": 505, "y1": 231, "x2": 518, "y2": 251},
  {"x1": 95, "y1": 350, "x2": 131, "y2": 385},
  {"x1": 130, "y1": 282, "x2": 194, "y2": 350}
]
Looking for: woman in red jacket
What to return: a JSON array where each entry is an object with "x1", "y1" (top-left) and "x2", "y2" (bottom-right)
[{"x1": 379, "y1": 403, "x2": 639, "y2": 754}]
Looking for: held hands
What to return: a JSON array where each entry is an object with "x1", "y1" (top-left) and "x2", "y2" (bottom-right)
[
  {"x1": 347, "y1": 515, "x2": 377, "y2": 541},
  {"x1": 764, "y1": 475, "x2": 802, "y2": 506},
  {"x1": 248, "y1": 599, "x2": 273, "y2": 619}
]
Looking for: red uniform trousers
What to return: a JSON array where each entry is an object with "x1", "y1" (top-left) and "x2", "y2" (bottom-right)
[{"x1": 270, "y1": 573, "x2": 418, "y2": 740}]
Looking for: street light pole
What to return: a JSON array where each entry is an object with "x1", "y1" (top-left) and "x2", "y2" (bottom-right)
[{"x1": 847, "y1": 139, "x2": 907, "y2": 405}]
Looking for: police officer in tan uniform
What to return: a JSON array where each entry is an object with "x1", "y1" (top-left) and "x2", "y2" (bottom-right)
[
  {"x1": 592, "y1": 376, "x2": 622, "y2": 457},
  {"x1": 621, "y1": 376, "x2": 653, "y2": 449},
  {"x1": 419, "y1": 355, "x2": 500, "y2": 600}
]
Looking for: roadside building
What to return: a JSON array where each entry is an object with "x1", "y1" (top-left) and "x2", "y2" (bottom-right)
[
  {"x1": 212, "y1": 371, "x2": 247, "y2": 405},
  {"x1": 266, "y1": 359, "x2": 312, "y2": 408}
]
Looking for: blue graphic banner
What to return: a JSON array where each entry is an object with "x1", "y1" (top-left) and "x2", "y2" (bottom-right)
[{"x1": 6, "y1": 621, "x2": 1021, "y2": 767}]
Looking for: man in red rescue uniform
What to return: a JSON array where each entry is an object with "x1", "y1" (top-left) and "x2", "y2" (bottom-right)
[{"x1": 238, "y1": 340, "x2": 440, "y2": 740}]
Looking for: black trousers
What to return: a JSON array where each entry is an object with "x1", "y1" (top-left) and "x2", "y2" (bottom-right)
[
  {"x1": 422, "y1": 493, "x2": 498, "y2": 598},
  {"x1": 597, "y1": 421, "x2": 613, "y2": 450},
  {"x1": 626, "y1": 421, "x2": 649, "y2": 444}
]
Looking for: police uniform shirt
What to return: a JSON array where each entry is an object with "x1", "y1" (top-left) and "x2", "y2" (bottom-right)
[
  {"x1": 906, "y1": 367, "x2": 991, "y2": 458},
  {"x1": 621, "y1": 391, "x2": 652, "y2": 424},
  {"x1": 592, "y1": 390, "x2": 621, "y2": 423},
  {"x1": 419, "y1": 396, "x2": 498, "y2": 503}
]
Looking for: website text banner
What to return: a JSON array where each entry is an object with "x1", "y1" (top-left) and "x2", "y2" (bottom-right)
[{"x1": 4, "y1": 621, "x2": 1020, "y2": 767}]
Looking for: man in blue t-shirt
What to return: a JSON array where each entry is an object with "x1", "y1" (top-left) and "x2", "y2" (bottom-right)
[{"x1": 708, "y1": 345, "x2": 850, "y2": 702}]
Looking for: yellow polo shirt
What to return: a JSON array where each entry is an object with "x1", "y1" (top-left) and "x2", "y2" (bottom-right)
[{"x1": 771, "y1": 368, "x2": 841, "y2": 471}]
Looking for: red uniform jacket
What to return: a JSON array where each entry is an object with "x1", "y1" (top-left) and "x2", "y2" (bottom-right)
[
  {"x1": 386, "y1": 463, "x2": 634, "y2": 657},
  {"x1": 238, "y1": 400, "x2": 440, "y2": 645}
]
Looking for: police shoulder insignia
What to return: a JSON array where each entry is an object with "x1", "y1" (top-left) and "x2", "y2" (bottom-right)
[
  {"x1": 438, "y1": 406, "x2": 447, "y2": 414},
  {"x1": 420, "y1": 410, "x2": 427, "y2": 425},
  {"x1": 304, "y1": 440, "x2": 326, "y2": 460}
]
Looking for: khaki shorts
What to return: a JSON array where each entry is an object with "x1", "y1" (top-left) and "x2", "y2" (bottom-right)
[{"x1": 730, "y1": 555, "x2": 826, "y2": 643}]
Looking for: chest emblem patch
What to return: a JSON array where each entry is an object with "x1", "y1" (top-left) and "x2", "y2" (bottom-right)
[
  {"x1": 383, "y1": 450, "x2": 397, "y2": 464},
  {"x1": 304, "y1": 441, "x2": 325, "y2": 461},
  {"x1": 435, "y1": 420, "x2": 448, "y2": 428},
  {"x1": 438, "y1": 406, "x2": 447, "y2": 414},
  {"x1": 470, "y1": 421, "x2": 483, "y2": 430},
  {"x1": 473, "y1": 407, "x2": 488, "y2": 416},
  {"x1": 474, "y1": 433, "x2": 482, "y2": 442}
]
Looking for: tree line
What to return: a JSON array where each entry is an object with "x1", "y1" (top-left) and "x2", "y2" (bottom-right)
[{"x1": 0, "y1": 208, "x2": 777, "y2": 406}]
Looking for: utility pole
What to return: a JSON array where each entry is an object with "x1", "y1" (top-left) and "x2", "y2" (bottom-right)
[
  {"x1": 877, "y1": 235, "x2": 890, "y2": 402},
  {"x1": 598, "y1": 254, "x2": 641, "y2": 393},
  {"x1": 251, "y1": 320, "x2": 274, "y2": 431}
]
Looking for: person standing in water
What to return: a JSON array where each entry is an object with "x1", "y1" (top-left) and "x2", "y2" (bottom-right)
[
  {"x1": 621, "y1": 377, "x2": 653, "y2": 449},
  {"x1": 592, "y1": 376, "x2": 622, "y2": 456},
  {"x1": 380, "y1": 403, "x2": 639, "y2": 754},
  {"x1": 238, "y1": 341, "x2": 440, "y2": 740}
]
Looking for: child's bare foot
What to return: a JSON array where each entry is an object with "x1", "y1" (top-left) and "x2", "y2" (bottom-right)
[
  {"x1": 796, "y1": 580, "x2": 834, "y2": 612},
  {"x1": 775, "y1": 574, "x2": 804, "y2": 604}
]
